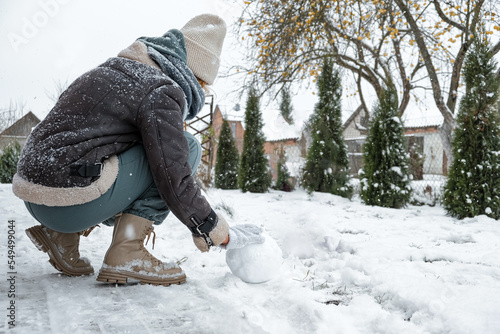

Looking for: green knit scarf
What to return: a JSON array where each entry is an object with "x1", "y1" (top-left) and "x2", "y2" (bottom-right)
[{"x1": 138, "y1": 29, "x2": 205, "y2": 121}]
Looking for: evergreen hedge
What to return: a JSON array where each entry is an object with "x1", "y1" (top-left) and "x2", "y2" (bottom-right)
[
  {"x1": 360, "y1": 86, "x2": 412, "y2": 208},
  {"x1": 238, "y1": 88, "x2": 271, "y2": 193},
  {"x1": 443, "y1": 40, "x2": 500, "y2": 219},
  {"x1": 0, "y1": 141, "x2": 21, "y2": 184},
  {"x1": 215, "y1": 120, "x2": 240, "y2": 189},
  {"x1": 301, "y1": 58, "x2": 352, "y2": 198}
]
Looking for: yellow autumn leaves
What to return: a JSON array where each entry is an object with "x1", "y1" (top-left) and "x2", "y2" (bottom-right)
[{"x1": 239, "y1": 0, "x2": 499, "y2": 82}]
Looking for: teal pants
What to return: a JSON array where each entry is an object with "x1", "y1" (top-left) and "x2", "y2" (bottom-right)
[{"x1": 25, "y1": 132, "x2": 202, "y2": 233}]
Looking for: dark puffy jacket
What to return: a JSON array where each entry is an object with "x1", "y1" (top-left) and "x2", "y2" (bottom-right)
[{"x1": 13, "y1": 56, "x2": 212, "y2": 229}]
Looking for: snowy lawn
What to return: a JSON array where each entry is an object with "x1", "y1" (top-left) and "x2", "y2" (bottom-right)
[{"x1": 1, "y1": 183, "x2": 499, "y2": 334}]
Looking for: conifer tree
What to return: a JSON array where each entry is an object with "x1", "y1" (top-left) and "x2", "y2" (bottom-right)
[
  {"x1": 238, "y1": 88, "x2": 271, "y2": 193},
  {"x1": 275, "y1": 146, "x2": 294, "y2": 192},
  {"x1": 301, "y1": 58, "x2": 352, "y2": 198},
  {"x1": 443, "y1": 40, "x2": 500, "y2": 219},
  {"x1": 215, "y1": 120, "x2": 240, "y2": 189},
  {"x1": 360, "y1": 86, "x2": 412, "y2": 208},
  {"x1": 279, "y1": 86, "x2": 294, "y2": 125},
  {"x1": 0, "y1": 141, "x2": 21, "y2": 183}
]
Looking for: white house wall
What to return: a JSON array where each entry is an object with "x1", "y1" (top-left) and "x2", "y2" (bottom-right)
[{"x1": 343, "y1": 111, "x2": 365, "y2": 139}]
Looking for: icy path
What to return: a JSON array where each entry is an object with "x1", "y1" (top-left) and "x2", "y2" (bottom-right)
[{"x1": 1, "y1": 184, "x2": 499, "y2": 333}]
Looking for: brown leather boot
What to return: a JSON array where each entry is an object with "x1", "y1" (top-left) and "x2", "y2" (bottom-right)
[
  {"x1": 96, "y1": 213, "x2": 186, "y2": 286},
  {"x1": 25, "y1": 225, "x2": 95, "y2": 276}
]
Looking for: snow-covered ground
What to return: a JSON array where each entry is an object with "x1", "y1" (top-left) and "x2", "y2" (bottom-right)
[{"x1": 1, "y1": 183, "x2": 499, "y2": 334}]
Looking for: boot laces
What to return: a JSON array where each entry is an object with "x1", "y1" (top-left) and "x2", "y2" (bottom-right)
[
  {"x1": 82, "y1": 225, "x2": 100, "y2": 237},
  {"x1": 145, "y1": 226, "x2": 156, "y2": 250}
]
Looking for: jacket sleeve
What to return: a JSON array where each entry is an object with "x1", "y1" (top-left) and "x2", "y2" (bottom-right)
[{"x1": 136, "y1": 83, "x2": 213, "y2": 231}]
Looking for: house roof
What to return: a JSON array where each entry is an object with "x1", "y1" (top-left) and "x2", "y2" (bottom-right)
[
  {"x1": 342, "y1": 105, "x2": 366, "y2": 130},
  {"x1": 261, "y1": 109, "x2": 303, "y2": 141},
  {"x1": 0, "y1": 111, "x2": 40, "y2": 137},
  {"x1": 401, "y1": 115, "x2": 443, "y2": 129},
  {"x1": 343, "y1": 104, "x2": 444, "y2": 130},
  {"x1": 216, "y1": 105, "x2": 245, "y2": 123},
  {"x1": 216, "y1": 105, "x2": 304, "y2": 142}
]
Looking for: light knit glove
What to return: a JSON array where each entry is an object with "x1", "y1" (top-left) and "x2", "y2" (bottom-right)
[
  {"x1": 225, "y1": 224, "x2": 265, "y2": 250},
  {"x1": 192, "y1": 214, "x2": 230, "y2": 253}
]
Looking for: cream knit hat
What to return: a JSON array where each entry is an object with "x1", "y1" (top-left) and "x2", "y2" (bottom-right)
[{"x1": 180, "y1": 14, "x2": 227, "y2": 85}]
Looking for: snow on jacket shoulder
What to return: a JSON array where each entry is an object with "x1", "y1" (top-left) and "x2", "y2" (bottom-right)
[{"x1": 12, "y1": 55, "x2": 212, "y2": 227}]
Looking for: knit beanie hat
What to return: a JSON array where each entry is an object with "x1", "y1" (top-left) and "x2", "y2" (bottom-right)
[{"x1": 180, "y1": 14, "x2": 226, "y2": 85}]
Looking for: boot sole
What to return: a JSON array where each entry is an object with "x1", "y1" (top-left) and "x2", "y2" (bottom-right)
[
  {"x1": 96, "y1": 268, "x2": 186, "y2": 286},
  {"x1": 25, "y1": 226, "x2": 94, "y2": 277}
]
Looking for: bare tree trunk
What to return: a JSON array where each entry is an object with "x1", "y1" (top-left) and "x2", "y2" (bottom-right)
[
  {"x1": 394, "y1": 0, "x2": 456, "y2": 166},
  {"x1": 446, "y1": 43, "x2": 469, "y2": 113},
  {"x1": 438, "y1": 120, "x2": 455, "y2": 175},
  {"x1": 392, "y1": 38, "x2": 411, "y2": 116},
  {"x1": 492, "y1": 40, "x2": 500, "y2": 56}
]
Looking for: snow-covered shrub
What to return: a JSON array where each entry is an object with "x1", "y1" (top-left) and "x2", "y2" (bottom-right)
[
  {"x1": 360, "y1": 86, "x2": 412, "y2": 208},
  {"x1": 238, "y1": 88, "x2": 271, "y2": 193},
  {"x1": 215, "y1": 119, "x2": 239, "y2": 189},
  {"x1": 443, "y1": 39, "x2": 500, "y2": 220},
  {"x1": 301, "y1": 58, "x2": 352, "y2": 198},
  {"x1": 279, "y1": 85, "x2": 294, "y2": 125},
  {"x1": 0, "y1": 141, "x2": 21, "y2": 184},
  {"x1": 274, "y1": 146, "x2": 294, "y2": 192}
]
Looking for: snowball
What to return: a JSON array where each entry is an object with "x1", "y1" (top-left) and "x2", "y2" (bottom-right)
[{"x1": 226, "y1": 234, "x2": 282, "y2": 284}]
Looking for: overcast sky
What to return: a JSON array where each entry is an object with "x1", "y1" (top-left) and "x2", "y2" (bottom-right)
[
  {"x1": 0, "y1": 0, "x2": 271, "y2": 121},
  {"x1": 1, "y1": 0, "x2": 455, "y2": 127}
]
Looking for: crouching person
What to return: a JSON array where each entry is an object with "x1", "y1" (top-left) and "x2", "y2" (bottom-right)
[{"x1": 12, "y1": 14, "x2": 263, "y2": 286}]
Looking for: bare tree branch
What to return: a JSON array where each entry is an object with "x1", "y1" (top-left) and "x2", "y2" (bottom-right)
[
  {"x1": 491, "y1": 40, "x2": 500, "y2": 55},
  {"x1": 432, "y1": 0, "x2": 465, "y2": 30},
  {"x1": 0, "y1": 99, "x2": 26, "y2": 131},
  {"x1": 394, "y1": 0, "x2": 456, "y2": 164},
  {"x1": 45, "y1": 79, "x2": 69, "y2": 104},
  {"x1": 237, "y1": 0, "x2": 498, "y2": 145}
]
